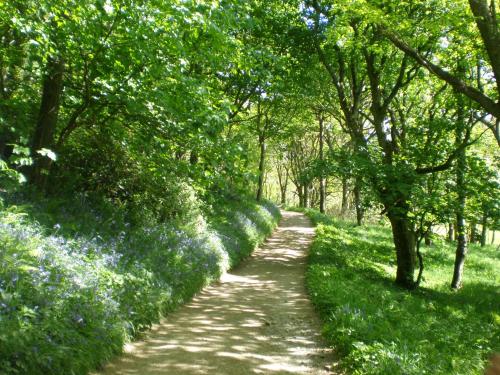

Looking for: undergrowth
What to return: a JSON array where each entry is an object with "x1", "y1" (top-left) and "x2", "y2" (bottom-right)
[
  {"x1": 304, "y1": 209, "x2": 499, "y2": 375},
  {"x1": 0, "y1": 195, "x2": 280, "y2": 375}
]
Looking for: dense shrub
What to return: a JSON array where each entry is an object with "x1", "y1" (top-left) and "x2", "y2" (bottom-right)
[
  {"x1": 305, "y1": 210, "x2": 499, "y2": 375},
  {"x1": 211, "y1": 199, "x2": 281, "y2": 267},
  {"x1": 0, "y1": 197, "x2": 280, "y2": 374}
]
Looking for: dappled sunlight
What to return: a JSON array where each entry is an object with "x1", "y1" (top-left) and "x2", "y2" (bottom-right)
[{"x1": 96, "y1": 211, "x2": 337, "y2": 375}]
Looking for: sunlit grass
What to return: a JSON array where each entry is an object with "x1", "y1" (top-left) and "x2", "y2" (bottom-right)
[{"x1": 305, "y1": 209, "x2": 499, "y2": 375}]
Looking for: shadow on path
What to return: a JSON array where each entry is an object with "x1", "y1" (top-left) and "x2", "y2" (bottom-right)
[{"x1": 97, "y1": 211, "x2": 337, "y2": 375}]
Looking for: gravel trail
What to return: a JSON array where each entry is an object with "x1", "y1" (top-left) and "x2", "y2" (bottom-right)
[{"x1": 97, "y1": 211, "x2": 338, "y2": 375}]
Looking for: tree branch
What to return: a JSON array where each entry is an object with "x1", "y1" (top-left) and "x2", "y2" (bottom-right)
[
  {"x1": 379, "y1": 26, "x2": 500, "y2": 118},
  {"x1": 415, "y1": 126, "x2": 483, "y2": 174}
]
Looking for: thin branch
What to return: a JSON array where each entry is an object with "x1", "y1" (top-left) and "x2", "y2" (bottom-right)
[
  {"x1": 415, "y1": 126, "x2": 486, "y2": 174},
  {"x1": 379, "y1": 26, "x2": 500, "y2": 118}
]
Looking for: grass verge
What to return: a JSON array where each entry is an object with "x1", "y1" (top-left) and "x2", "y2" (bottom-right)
[{"x1": 304, "y1": 209, "x2": 499, "y2": 374}]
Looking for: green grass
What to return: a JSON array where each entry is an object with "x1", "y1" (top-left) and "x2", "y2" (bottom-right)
[
  {"x1": 304, "y1": 209, "x2": 500, "y2": 375},
  {"x1": 0, "y1": 196, "x2": 280, "y2": 375}
]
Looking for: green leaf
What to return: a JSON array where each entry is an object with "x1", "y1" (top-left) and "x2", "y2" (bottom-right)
[{"x1": 37, "y1": 148, "x2": 57, "y2": 161}]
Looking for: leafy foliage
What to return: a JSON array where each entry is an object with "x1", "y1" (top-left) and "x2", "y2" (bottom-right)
[{"x1": 0, "y1": 197, "x2": 280, "y2": 374}]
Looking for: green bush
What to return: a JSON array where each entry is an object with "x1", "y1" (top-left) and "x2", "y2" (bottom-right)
[
  {"x1": 209, "y1": 199, "x2": 280, "y2": 267},
  {"x1": 0, "y1": 197, "x2": 280, "y2": 374},
  {"x1": 305, "y1": 210, "x2": 499, "y2": 375}
]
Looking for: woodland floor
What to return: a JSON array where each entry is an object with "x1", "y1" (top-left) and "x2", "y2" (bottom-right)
[{"x1": 96, "y1": 211, "x2": 338, "y2": 375}]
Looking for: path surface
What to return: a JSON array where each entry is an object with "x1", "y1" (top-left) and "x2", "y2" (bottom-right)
[{"x1": 97, "y1": 211, "x2": 337, "y2": 375}]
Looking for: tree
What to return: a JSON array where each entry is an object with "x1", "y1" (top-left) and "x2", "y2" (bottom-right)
[
  {"x1": 451, "y1": 94, "x2": 470, "y2": 289},
  {"x1": 374, "y1": 0, "x2": 500, "y2": 144},
  {"x1": 298, "y1": 0, "x2": 487, "y2": 288},
  {"x1": 30, "y1": 56, "x2": 64, "y2": 188}
]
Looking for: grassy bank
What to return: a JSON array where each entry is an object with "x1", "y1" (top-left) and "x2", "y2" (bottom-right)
[
  {"x1": 0, "y1": 196, "x2": 280, "y2": 375},
  {"x1": 304, "y1": 210, "x2": 499, "y2": 374}
]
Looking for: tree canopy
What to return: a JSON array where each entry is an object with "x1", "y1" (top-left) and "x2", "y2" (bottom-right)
[{"x1": 1, "y1": 0, "x2": 498, "y2": 289}]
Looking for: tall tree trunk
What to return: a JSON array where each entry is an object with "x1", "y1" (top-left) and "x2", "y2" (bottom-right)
[
  {"x1": 492, "y1": 230, "x2": 496, "y2": 245},
  {"x1": 277, "y1": 166, "x2": 288, "y2": 206},
  {"x1": 448, "y1": 223, "x2": 455, "y2": 242},
  {"x1": 452, "y1": 205, "x2": 467, "y2": 289},
  {"x1": 467, "y1": 0, "x2": 500, "y2": 97},
  {"x1": 30, "y1": 56, "x2": 64, "y2": 189},
  {"x1": 318, "y1": 114, "x2": 326, "y2": 213},
  {"x1": 415, "y1": 235, "x2": 425, "y2": 288},
  {"x1": 297, "y1": 185, "x2": 304, "y2": 207},
  {"x1": 470, "y1": 220, "x2": 478, "y2": 243},
  {"x1": 425, "y1": 227, "x2": 432, "y2": 246},
  {"x1": 354, "y1": 178, "x2": 363, "y2": 226},
  {"x1": 303, "y1": 184, "x2": 309, "y2": 208},
  {"x1": 387, "y1": 205, "x2": 416, "y2": 289},
  {"x1": 480, "y1": 212, "x2": 488, "y2": 247},
  {"x1": 341, "y1": 177, "x2": 349, "y2": 216},
  {"x1": 451, "y1": 98, "x2": 468, "y2": 290},
  {"x1": 256, "y1": 133, "x2": 266, "y2": 201}
]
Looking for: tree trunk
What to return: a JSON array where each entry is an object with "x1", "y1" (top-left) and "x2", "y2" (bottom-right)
[
  {"x1": 341, "y1": 177, "x2": 349, "y2": 216},
  {"x1": 452, "y1": 211, "x2": 467, "y2": 289},
  {"x1": 424, "y1": 227, "x2": 432, "y2": 246},
  {"x1": 256, "y1": 133, "x2": 266, "y2": 201},
  {"x1": 303, "y1": 184, "x2": 309, "y2": 208},
  {"x1": 480, "y1": 213, "x2": 488, "y2": 247},
  {"x1": 297, "y1": 185, "x2": 304, "y2": 207},
  {"x1": 470, "y1": 221, "x2": 478, "y2": 243},
  {"x1": 467, "y1": 0, "x2": 500, "y2": 97},
  {"x1": 280, "y1": 186, "x2": 287, "y2": 205},
  {"x1": 319, "y1": 169, "x2": 326, "y2": 212},
  {"x1": 319, "y1": 179, "x2": 326, "y2": 212},
  {"x1": 277, "y1": 166, "x2": 288, "y2": 206},
  {"x1": 354, "y1": 178, "x2": 363, "y2": 226},
  {"x1": 415, "y1": 236, "x2": 424, "y2": 288},
  {"x1": 448, "y1": 223, "x2": 455, "y2": 242},
  {"x1": 30, "y1": 56, "x2": 64, "y2": 189},
  {"x1": 388, "y1": 209, "x2": 416, "y2": 289},
  {"x1": 451, "y1": 97, "x2": 468, "y2": 290},
  {"x1": 318, "y1": 114, "x2": 326, "y2": 213},
  {"x1": 492, "y1": 230, "x2": 496, "y2": 245}
]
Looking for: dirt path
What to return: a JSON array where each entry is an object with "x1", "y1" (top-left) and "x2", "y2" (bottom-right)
[{"x1": 97, "y1": 211, "x2": 337, "y2": 375}]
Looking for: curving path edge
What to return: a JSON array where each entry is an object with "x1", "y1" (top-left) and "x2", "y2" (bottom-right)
[{"x1": 97, "y1": 211, "x2": 337, "y2": 375}]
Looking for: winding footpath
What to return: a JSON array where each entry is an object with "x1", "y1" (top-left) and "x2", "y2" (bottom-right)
[{"x1": 97, "y1": 211, "x2": 337, "y2": 375}]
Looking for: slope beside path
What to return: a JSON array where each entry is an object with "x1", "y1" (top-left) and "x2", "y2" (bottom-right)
[{"x1": 97, "y1": 211, "x2": 338, "y2": 375}]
